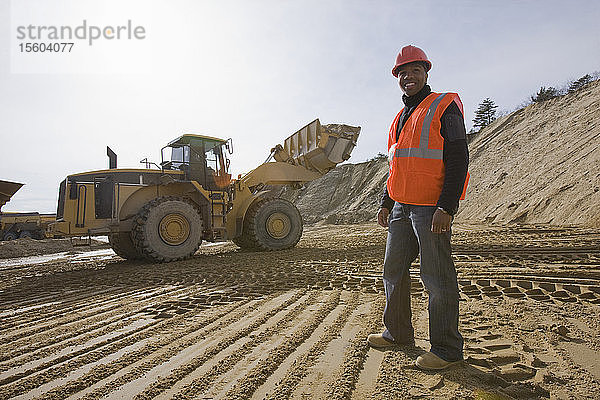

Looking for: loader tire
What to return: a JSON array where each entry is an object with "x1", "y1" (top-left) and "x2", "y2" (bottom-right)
[
  {"x1": 19, "y1": 230, "x2": 32, "y2": 239},
  {"x1": 109, "y1": 232, "x2": 142, "y2": 260},
  {"x1": 232, "y1": 234, "x2": 255, "y2": 250},
  {"x1": 244, "y1": 198, "x2": 302, "y2": 251},
  {"x1": 3, "y1": 232, "x2": 18, "y2": 241},
  {"x1": 132, "y1": 197, "x2": 203, "y2": 263}
]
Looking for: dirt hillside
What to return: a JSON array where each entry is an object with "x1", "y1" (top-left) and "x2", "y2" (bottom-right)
[
  {"x1": 282, "y1": 80, "x2": 600, "y2": 227},
  {"x1": 458, "y1": 80, "x2": 600, "y2": 226}
]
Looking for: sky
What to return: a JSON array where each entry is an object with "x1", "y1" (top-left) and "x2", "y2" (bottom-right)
[{"x1": 1, "y1": 0, "x2": 599, "y2": 212}]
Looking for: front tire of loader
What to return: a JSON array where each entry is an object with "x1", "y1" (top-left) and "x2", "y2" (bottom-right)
[
  {"x1": 109, "y1": 232, "x2": 142, "y2": 260},
  {"x1": 245, "y1": 198, "x2": 303, "y2": 251},
  {"x1": 132, "y1": 197, "x2": 203, "y2": 262}
]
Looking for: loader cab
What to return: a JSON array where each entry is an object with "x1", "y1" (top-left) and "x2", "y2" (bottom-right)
[{"x1": 161, "y1": 134, "x2": 232, "y2": 190}]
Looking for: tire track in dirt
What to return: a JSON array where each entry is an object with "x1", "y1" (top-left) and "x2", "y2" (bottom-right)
[
  {"x1": 1, "y1": 316, "x2": 163, "y2": 388},
  {"x1": 0, "y1": 286, "x2": 123, "y2": 321},
  {"x1": 133, "y1": 290, "x2": 319, "y2": 399},
  {"x1": 0, "y1": 316, "x2": 153, "y2": 382},
  {"x1": 6, "y1": 292, "x2": 270, "y2": 400},
  {"x1": 0, "y1": 287, "x2": 129, "y2": 335},
  {"x1": 31, "y1": 292, "x2": 297, "y2": 400},
  {"x1": 459, "y1": 297, "x2": 600, "y2": 399},
  {"x1": 220, "y1": 291, "x2": 358, "y2": 400},
  {"x1": 68, "y1": 296, "x2": 268, "y2": 400},
  {"x1": 351, "y1": 344, "x2": 385, "y2": 400},
  {"x1": 324, "y1": 297, "x2": 385, "y2": 400},
  {"x1": 0, "y1": 285, "x2": 185, "y2": 347},
  {"x1": 256, "y1": 291, "x2": 361, "y2": 400},
  {"x1": 461, "y1": 317, "x2": 549, "y2": 398},
  {"x1": 175, "y1": 291, "x2": 341, "y2": 399},
  {"x1": 0, "y1": 284, "x2": 178, "y2": 326},
  {"x1": 273, "y1": 293, "x2": 380, "y2": 399},
  {"x1": 0, "y1": 288, "x2": 270, "y2": 399},
  {"x1": 145, "y1": 290, "x2": 320, "y2": 399},
  {"x1": 250, "y1": 292, "x2": 385, "y2": 400},
  {"x1": 0, "y1": 286, "x2": 199, "y2": 371},
  {"x1": 0, "y1": 312, "x2": 152, "y2": 371},
  {"x1": 75, "y1": 290, "x2": 303, "y2": 400}
]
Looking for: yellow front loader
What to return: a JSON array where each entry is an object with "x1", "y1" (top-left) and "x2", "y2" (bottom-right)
[{"x1": 49, "y1": 119, "x2": 360, "y2": 262}]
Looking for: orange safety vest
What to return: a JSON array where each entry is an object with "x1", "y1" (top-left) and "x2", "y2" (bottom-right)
[{"x1": 387, "y1": 92, "x2": 469, "y2": 206}]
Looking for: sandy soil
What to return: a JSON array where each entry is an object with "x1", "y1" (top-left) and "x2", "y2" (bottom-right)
[
  {"x1": 1, "y1": 223, "x2": 599, "y2": 399},
  {"x1": 459, "y1": 80, "x2": 600, "y2": 226}
]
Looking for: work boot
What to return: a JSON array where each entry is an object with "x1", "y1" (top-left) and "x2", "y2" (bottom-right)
[
  {"x1": 367, "y1": 333, "x2": 395, "y2": 348},
  {"x1": 415, "y1": 351, "x2": 463, "y2": 371},
  {"x1": 367, "y1": 333, "x2": 414, "y2": 349}
]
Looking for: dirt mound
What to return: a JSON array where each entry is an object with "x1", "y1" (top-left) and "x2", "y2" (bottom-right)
[
  {"x1": 278, "y1": 158, "x2": 387, "y2": 224},
  {"x1": 458, "y1": 80, "x2": 600, "y2": 226},
  {"x1": 282, "y1": 80, "x2": 600, "y2": 227},
  {"x1": 0, "y1": 237, "x2": 109, "y2": 259}
]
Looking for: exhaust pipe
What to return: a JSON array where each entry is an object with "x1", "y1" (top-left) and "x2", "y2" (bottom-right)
[{"x1": 107, "y1": 146, "x2": 117, "y2": 169}]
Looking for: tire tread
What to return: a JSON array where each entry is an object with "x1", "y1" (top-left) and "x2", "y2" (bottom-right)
[
  {"x1": 131, "y1": 196, "x2": 202, "y2": 262},
  {"x1": 244, "y1": 198, "x2": 302, "y2": 251}
]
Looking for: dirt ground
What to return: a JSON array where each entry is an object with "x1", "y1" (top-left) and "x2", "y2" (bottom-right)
[{"x1": 1, "y1": 223, "x2": 599, "y2": 399}]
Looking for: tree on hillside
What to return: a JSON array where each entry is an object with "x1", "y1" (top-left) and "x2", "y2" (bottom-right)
[
  {"x1": 472, "y1": 98, "x2": 498, "y2": 131},
  {"x1": 368, "y1": 152, "x2": 387, "y2": 162},
  {"x1": 568, "y1": 74, "x2": 592, "y2": 93},
  {"x1": 531, "y1": 86, "x2": 558, "y2": 102}
]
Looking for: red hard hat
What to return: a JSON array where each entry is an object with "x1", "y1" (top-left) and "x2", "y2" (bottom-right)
[{"x1": 392, "y1": 45, "x2": 432, "y2": 77}]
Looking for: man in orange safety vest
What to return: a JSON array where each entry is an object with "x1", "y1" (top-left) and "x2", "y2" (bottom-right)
[{"x1": 367, "y1": 45, "x2": 469, "y2": 371}]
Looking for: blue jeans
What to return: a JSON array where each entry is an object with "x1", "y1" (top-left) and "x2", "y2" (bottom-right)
[{"x1": 382, "y1": 202, "x2": 463, "y2": 362}]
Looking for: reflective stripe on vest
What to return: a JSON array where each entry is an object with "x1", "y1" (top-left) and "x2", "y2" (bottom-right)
[{"x1": 394, "y1": 93, "x2": 446, "y2": 160}]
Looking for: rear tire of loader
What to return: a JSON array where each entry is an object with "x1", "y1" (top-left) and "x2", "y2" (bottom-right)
[
  {"x1": 132, "y1": 197, "x2": 203, "y2": 263},
  {"x1": 245, "y1": 198, "x2": 302, "y2": 251},
  {"x1": 109, "y1": 232, "x2": 142, "y2": 260},
  {"x1": 3, "y1": 231, "x2": 18, "y2": 241},
  {"x1": 19, "y1": 230, "x2": 32, "y2": 239}
]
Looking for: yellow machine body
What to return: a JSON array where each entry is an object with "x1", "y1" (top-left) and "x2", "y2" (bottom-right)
[{"x1": 49, "y1": 120, "x2": 360, "y2": 261}]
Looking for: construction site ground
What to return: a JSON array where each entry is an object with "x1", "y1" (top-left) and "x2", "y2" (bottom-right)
[{"x1": 1, "y1": 223, "x2": 599, "y2": 399}]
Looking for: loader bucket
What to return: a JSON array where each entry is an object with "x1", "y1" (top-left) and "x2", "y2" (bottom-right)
[
  {"x1": 274, "y1": 119, "x2": 361, "y2": 175},
  {"x1": 0, "y1": 180, "x2": 24, "y2": 211}
]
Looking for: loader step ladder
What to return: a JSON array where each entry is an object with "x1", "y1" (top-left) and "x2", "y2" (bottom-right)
[{"x1": 209, "y1": 191, "x2": 227, "y2": 241}]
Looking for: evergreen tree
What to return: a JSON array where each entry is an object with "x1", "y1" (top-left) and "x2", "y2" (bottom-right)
[
  {"x1": 368, "y1": 152, "x2": 387, "y2": 162},
  {"x1": 531, "y1": 86, "x2": 558, "y2": 102},
  {"x1": 472, "y1": 98, "x2": 498, "y2": 131},
  {"x1": 568, "y1": 74, "x2": 592, "y2": 93}
]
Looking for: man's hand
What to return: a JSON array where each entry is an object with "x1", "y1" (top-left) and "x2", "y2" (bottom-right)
[
  {"x1": 431, "y1": 208, "x2": 452, "y2": 233},
  {"x1": 377, "y1": 207, "x2": 390, "y2": 228}
]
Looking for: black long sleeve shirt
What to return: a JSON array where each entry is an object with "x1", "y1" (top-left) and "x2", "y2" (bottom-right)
[{"x1": 381, "y1": 85, "x2": 469, "y2": 215}]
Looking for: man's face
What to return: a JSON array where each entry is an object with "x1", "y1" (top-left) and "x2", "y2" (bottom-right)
[{"x1": 397, "y1": 62, "x2": 427, "y2": 96}]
